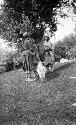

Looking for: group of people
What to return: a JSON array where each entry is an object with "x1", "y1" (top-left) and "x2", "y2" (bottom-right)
[
  {"x1": 18, "y1": 31, "x2": 55, "y2": 82},
  {"x1": 21, "y1": 37, "x2": 40, "y2": 81}
]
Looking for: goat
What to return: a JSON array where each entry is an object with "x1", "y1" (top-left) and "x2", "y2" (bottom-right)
[{"x1": 36, "y1": 61, "x2": 47, "y2": 82}]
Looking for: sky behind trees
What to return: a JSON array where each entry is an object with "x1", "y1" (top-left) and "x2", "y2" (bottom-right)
[
  {"x1": 49, "y1": 3, "x2": 76, "y2": 44},
  {"x1": 0, "y1": 0, "x2": 4, "y2": 9}
]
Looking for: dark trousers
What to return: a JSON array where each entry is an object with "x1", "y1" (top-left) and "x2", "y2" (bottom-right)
[{"x1": 22, "y1": 54, "x2": 32, "y2": 72}]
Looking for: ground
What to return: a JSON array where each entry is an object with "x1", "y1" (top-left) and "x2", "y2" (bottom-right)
[{"x1": 0, "y1": 61, "x2": 76, "y2": 125}]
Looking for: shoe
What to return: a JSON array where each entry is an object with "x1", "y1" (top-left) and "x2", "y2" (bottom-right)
[
  {"x1": 26, "y1": 77, "x2": 35, "y2": 82},
  {"x1": 40, "y1": 77, "x2": 46, "y2": 82},
  {"x1": 25, "y1": 70, "x2": 28, "y2": 74}
]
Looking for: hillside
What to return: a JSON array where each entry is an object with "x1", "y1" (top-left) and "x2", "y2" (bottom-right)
[{"x1": 0, "y1": 61, "x2": 76, "y2": 125}]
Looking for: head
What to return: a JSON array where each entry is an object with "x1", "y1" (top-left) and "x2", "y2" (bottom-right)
[
  {"x1": 44, "y1": 50, "x2": 49, "y2": 56},
  {"x1": 45, "y1": 51, "x2": 48, "y2": 55},
  {"x1": 26, "y1": 44, "x2": 29, "y2": 50}
]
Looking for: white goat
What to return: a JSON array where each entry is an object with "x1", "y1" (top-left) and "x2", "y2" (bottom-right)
[{"x1": 36, "y1": 61, "x2": 47, "y2": 82}]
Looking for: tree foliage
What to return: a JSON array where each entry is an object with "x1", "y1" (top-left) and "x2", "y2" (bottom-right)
[
  {"x1": 54, "y1": 41, "x2": 67, "y2": 61},
  {"x1": 0, "y1": 0, "x2": 74, "y2": 51},
  {"x1": 3, "y1": 0, "x2": 67, "y2": 40},
  {"x1": 54, "y1": 33, "x2": 76, "y2": 61},
  {"x1": 3, "y1": 0, "x2": 62, "y2": 28},
  {"x1": 1, "y1": 0, "x2": 73, "y2": 40}
]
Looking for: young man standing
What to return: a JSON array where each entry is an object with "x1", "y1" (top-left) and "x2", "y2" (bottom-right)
[{"x1": 44, "y1": 43, "x2": 55, "y2": 72}]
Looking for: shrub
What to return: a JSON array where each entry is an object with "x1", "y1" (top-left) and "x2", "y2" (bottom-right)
[
  {"x1": 54, "y1": 35, "x2": 76, "y2": 61},
  {"x1": 66, "y1": 46, "x2": 76, "y2": 59},
  {"x1": 5, "y1": 53, "x2": 14, "y2": 71},
  {"x1": 54, "y1": 41, "x2": 67, "y2": 61},
  {"x1": 63, "y1": 34, "x2": 76, "y2": 49},
  {"x1": 13, "y1": 53, "x2": 23, "y2": 69}
]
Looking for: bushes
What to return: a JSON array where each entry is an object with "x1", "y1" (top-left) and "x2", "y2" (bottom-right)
[
  {"x1": 6, "y1": 62, "x2": 14, "y2": 71},
  {"x1": 63, "y1": 34, "x2": 76, "y2": 49},
  {"x1": 12, "y1": 52, "x2": 23, "y2": 69},
  {"x1": 5, "y1": 53, "x2": 14, "y2": 71},
  {"x1": 66, "y1": 46, "x2": 76, "y2": 59},
  {"x1": 54, "y1": 41, "x2": 67, "y2": 62},
  {"x1": 54, "y1": 35, "x2": 76, "y2": 61},
  {"x1": 5, "y1": 51, "x2": 23, "y2": 71}
]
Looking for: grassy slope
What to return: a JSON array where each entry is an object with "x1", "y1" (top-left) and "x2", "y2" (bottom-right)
[{"x1": 0, "y1": 62, "x2": 76, "y2": 125}]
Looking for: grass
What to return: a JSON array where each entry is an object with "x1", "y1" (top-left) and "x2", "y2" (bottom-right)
[{"x1": 0, "y1": 62, "x2": 76, "y2": 124}]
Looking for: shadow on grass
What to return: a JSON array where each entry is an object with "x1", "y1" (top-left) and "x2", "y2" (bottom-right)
[
  {"x1": 46, "y1": 70, "x2": 60, "y2": 80},
  {"x1": 55, "y1": 62, "x2": 73, "y2": 72},
  {"x1": 46, "y1": 62, "x2": 74, "y2": 80}
]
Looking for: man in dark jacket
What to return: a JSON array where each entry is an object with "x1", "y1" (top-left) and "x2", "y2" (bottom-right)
[
  {"x1": 44, "y1": 47, "x2": 55, "y2": 71},
  {"x1": 22, "y1": 36, "x2": 39, "y2": 80},
  {"x1": 22, "y1": 44, "x2": 33, "y2": 79}
]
